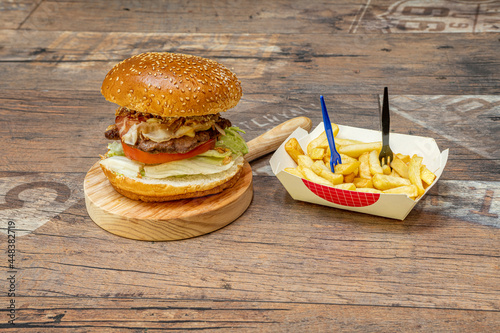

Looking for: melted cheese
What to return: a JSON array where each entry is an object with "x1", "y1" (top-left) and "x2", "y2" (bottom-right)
[{"x1": 121, "y1": 120, "x2": 215, "y2": 144}]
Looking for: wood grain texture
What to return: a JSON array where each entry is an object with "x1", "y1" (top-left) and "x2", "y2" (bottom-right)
[
  {"x1": 1, "y1": 0, "x2": 499, "y2": 331},
  {"x1": 0, "y1": 0, "x2": 41, "y2": 29},
  {"x1": 0, "y1": 298, "x2": 498, "y2": 331},
  {"x1": 1, "y1": 31, "x2": 499, "y2": 94},
  {"x1": 19, "y1": 0, "x2": 367, "y2": 33}
]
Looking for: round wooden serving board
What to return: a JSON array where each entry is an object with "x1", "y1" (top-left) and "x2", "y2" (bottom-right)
[{"x1": 84, "y1": 161, "x2": 253, "y2": 241}]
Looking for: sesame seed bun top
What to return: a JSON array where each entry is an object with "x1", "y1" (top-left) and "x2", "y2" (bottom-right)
[{"x1": 101, "y1": 52, "x2": 242, "y2": 118}]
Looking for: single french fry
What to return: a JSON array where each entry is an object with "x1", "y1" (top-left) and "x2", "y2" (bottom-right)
[
  {"x1": 323, "y1": 150, "x2": 355, "y2": 165},
  {"x1": 331, "y1": 123, "x2": 340, "y2": 137},
  {"x1": 284, "y1": 167, "x2": 304, "y2": 178},
  {"x1": 382, "y1": 164, "x2": 391, "y2": 175},
  {"x1": 297, "y1": 154, "x2": 314, "y2": 168},
  {"x1": 368, "y1": 150, "x2": 384, "y2": 175},
  {"x1": 339, "y1": 153, "x2": 358, "y2": 164},
  {"x1": 356, "y1": 188, "x2": 382, "y2": 194},
  {"x1": 301, "y1": 167, "x2": 333, "y2": 186},
  {"x1": 334, "y1": 160, "x2": 361, "y2": 175},
  {"x1": 358, "y1": 152, "x2": 371, "y2": 179},
  {"x1": 372, "y1": 173, "x2": 412, "y2": 191},
  {"x1": 310, "y1": 147, "x2": 326, "y2": 160},
  {"x1": 396, "y1": 153, "x2": 411, "y2": 164},
  {"x1": 284, "y1": 138, "x2": 305, "y2": 164},
  {"x1": 317, "y1": 137, "x2": 330, "y2": 149},
  {"x1": 344, "y1": 172, "x2": 356, "y2": 183},
  {"x1": 383, "y1": 185, "x2": 419, "y2": 198},
  {"x1": 338, "y1": 142, "x2": 382, "y2": 158},
  {"x1": 420, "y1": 165, "x2": 436, "y2": 186},
  {"x1": 333, "y1": 183, "x2": 356, "y2": 191},
  {"x1": 335, "y1": 138, "x2": 364, "y2": 146},
  {"x1": 285, "y1": 138, "x2": 304, "y2": 164},
  {"x1": 311, "y1": 160, "x2": 344, "y2": 185},
  {"x1": 409, "y1": 155, "x2": 425, "y2": 195},
  {"x1": 391, "y1": 157, "x2": 409, "y2": 179},
  {"x1": 353, "y1": 177, "x2": 373, "y2": 188},
  {"x1": 307, "y1": 131, "x2": 327, "y2": 156}
]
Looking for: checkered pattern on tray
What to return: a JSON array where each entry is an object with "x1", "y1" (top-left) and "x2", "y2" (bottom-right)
[{"x1": 302, "y1": 179, "x2": 380, "y2": 207}]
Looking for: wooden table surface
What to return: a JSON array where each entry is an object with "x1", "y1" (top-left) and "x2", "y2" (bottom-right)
[{"x1": 1, "y1": 0, "x2": 499, "y2": 331}]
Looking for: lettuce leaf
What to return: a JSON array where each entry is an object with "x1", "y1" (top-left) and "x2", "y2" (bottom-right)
[
  {"x1": 106, "y1": 141, "x2": 125, "y2": 157},
  {"x1": 215, "y1": 126, "x2": 249, "y2": 155},
  {"x1": 144, "y1": 156, "x2": 235, "y2": 178}
]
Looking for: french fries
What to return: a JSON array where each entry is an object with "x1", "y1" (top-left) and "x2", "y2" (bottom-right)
[
  {"x1": 283, "y1": 123, "x2": 437, "y2": 200},
  {"x1": 372, "y1": 174, "x2": 411, "y2": 190},
  {"x1": 311, "y1": 160, "x2": 344, "y2": 185}
]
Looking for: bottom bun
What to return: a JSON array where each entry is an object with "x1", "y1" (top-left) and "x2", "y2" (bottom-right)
[{"x1": 100, "y1": 156, "x2": 245, "y2": 202}]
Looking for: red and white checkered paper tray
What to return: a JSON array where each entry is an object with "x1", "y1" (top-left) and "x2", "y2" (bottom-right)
[{"x1": 270, "y1": 123, "x2": 449, "y2": 220}]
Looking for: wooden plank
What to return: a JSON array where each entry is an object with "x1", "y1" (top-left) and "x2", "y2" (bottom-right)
[
  {"x1": 1, "y1": 31, "x2": 499, "y2": 95},
  {"x1": 20, "y1": 0, "x2": 367, "y2": 33},
  {"x1": 17, "y1": 0, "x2": 500, "y2": 34},
  {"x1": 0, "y1": 297, "x2": 498, "y2": 331},
  {"x1": 0, "y1": 0, "x2": 41, "y2": 29}
]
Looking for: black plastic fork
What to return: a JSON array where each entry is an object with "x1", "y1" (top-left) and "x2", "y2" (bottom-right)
[{"x1": 379, "y1": 87, "x2": 394, "y2": 167}]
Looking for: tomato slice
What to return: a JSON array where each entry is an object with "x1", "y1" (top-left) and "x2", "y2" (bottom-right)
[{"x1": 122, "y1": 139, "x2": 215, "y2": 164}]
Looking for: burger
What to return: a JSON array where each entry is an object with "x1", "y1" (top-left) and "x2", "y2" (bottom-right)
[{"x1": 99, "y1": 52, "x2": 248, "y2": 202}]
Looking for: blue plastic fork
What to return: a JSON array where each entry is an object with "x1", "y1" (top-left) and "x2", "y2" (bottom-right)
[{"x1": 320, "y1": 95, "x2": 342, "y2": 172}]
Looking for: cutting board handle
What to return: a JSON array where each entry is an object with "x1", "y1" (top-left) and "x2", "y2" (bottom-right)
[{"x1": 244, "y1": 116, "x2": 312, "y2": 162}]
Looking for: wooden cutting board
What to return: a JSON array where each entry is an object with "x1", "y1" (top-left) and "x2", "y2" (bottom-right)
[{"x1": 84, "y1": 117, "x2": 312, "y2": 241}]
